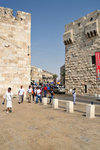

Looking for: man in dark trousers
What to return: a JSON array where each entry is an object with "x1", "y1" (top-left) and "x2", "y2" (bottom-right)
[{"x1": 49, "y1": 88, "x2": 54, "y2": 103}]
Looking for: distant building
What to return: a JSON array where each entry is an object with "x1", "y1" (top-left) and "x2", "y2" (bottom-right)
[
  {"x1": 31, "y1": 66, "x2": 54, "y2": 84},
  {"x1": 42, "y1": 70, "x2": 54, "y2": 83},
  {"x1": 60, "y1": 65, "x2": 65, "y2": 86},
  {"x1": 31, "y1": 66, "x2": 42, "y2": 83},
  {"x1": 63, "y1": 10, "x2": 100, "y2": 95}
]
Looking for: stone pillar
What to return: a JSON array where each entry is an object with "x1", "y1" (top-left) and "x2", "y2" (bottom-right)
[
  {"x1": 86, "y1": 104, "x2": 95, "y2": 118},
  {"x1": 42, "y1": 97, "x2": 48, "y2": 105},
  {"x1": 66, "y1": 101, "x2": 74, "y2": 113},
  {"x1": 52, "y1": 99, "x2": 58, "y2": 109}
]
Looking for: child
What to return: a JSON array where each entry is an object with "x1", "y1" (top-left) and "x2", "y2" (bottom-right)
[{"x1": 3, "y1": 87, "x2": 13, "y2": 113}]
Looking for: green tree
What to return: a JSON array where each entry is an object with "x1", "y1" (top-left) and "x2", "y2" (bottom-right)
[{"x1": 53, "y1": 74, "x2": 58, "y2": 85}]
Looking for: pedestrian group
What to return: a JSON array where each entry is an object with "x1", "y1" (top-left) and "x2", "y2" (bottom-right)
[
  {"x1": 2, "y1": 84, "x2": 76, "y2": 114},
  {"x1": 2, "y1": 84, "x2": 55, "y2": 113}
]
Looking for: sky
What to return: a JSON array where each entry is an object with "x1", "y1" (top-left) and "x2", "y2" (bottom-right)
[{"x1": 0, "y1": 0, "x2": 100, "y2": 78}]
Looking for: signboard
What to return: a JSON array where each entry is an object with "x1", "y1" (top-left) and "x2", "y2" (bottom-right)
[{"x1": 95, "y1": 52, "x2": 100, "y2": 80}]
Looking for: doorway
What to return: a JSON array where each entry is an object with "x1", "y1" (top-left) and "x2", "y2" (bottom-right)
[{"x1": 85, "y1": 85, "x2": 87, "y2": 93}]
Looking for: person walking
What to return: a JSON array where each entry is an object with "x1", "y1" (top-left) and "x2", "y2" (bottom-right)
[
  {"x1": 43, "y1": 85, "x2": 48, "y2": 97},
  {"x1": 72, "y1": 88, "x2": 76, "y2": 104},
  {"x1": 47, "y1": 84, "x2": 51, "y2": 93},
  {"x1": 2, "y1": 87, "x2": 13, "y2": 113},
  {"x1": 18, "y1": 85, "x2": 24, "y2": 104},
  {"x1": 36, "y1": 87, "x2": 42, "y2": 103},
  {"x1": 32, "y1": 86, "x2": 35, "y2": 103},
  {"x1": 40, "y1": 85, "x2": 43, "y2": 98},
  {"x1": 49, "y1": 88, "x2": 54, "y2": 103},
  {"x1": 27, "y1": 85, "x2": 32, "y2": 103}
]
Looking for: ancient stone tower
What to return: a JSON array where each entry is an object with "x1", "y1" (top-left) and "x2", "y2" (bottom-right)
[
  {"x1": 0, "y1": 7, "x2": 31, "y2": 95},
  {"x1": 63, "y1": 10, "x2": 100, "y2": 95}
]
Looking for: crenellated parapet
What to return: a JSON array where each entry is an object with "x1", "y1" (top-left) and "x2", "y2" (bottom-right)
[
  {"x1": 0, "y1": 7, "x2": 13, "y2": 18},
  {"x1": 0, "y1": 7, "x2": 31, "y2": 23},
  {"x1": 16, "y1": 11, "x2": 31, "y2": 23},
  {"x1": 63, "y1": 10, "x2": 100, "y2": 45}
]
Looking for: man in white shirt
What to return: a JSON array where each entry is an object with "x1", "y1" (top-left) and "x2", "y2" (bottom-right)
[
  {"x1": 3, "y1": 87, "x2": 13, "y2": 113},
  {"x1": 27, "y1": 85, "x2": 32, "y2": 103},
  {"x1": 18, "y1": 85, "x2": 24, "y2": 104},
  {"x1": 36, "y1": 87, "x2": 42, "y2": 103}
]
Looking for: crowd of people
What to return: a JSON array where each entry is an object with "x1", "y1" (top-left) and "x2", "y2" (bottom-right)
[
  {"x1": 2, "y1": 84, "x2": 55, "y2": 113},
  {"x1": 2, "y1": 84, "x2": 76, "y2": 114},
  {"x1": 25, "y1": 84, "x2": 54, "y2": 104}
]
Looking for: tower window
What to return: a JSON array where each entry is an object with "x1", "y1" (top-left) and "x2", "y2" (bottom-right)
[
  {"x1": 78, "y1": 23, "x2": 80, "y2": 27},
  {"x1": 90, "y1": 17, "x2": 93, "y2": 21},
  {"x1": 91, "y1": 55, "x2": 95, "y2": 64}
]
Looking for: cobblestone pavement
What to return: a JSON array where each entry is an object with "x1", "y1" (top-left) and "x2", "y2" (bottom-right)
[{"x1": 0, "y1": 98, "x2": 100, "y2": 150}]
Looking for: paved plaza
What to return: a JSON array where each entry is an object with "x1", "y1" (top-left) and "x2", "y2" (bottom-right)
[{"x1": 0, "y1": 97, "x2": 100, "y2": 150}]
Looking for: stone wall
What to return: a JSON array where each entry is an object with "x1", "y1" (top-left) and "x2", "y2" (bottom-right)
[
  {"x1": 0, "y1": 7, "x2": 31, "y2": 96},
  {"x1": 63, "y1": 10, "x2": 100, "y2": 95},
  {"x1": 60, "y1": 64, "x2": 65, "y2": 86}
]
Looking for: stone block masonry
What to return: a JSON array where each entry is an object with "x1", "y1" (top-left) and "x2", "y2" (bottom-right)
[
  {"x1": 63, "y1": 10, "x2": 100, "y2": 95},
  {"x1": 0, "y1": 7, "x2": 31, "y2": 96}
]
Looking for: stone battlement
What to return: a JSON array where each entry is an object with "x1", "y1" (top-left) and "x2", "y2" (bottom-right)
[
  {"x1": 64, "y1": 10, "x2": 100, "y2": 32},
  {"x1": 0, "y1": 7, "x2": 31, "y2": 23},
  {"x1": 63, "y1": 10, "x2": 100, "y2": 45},
  {"x1": 63, "y1": 10, "x2": 100, "y2": 95}
]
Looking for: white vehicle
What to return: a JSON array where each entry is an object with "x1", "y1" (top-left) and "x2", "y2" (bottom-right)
[
  {"x1": 96, "y1": 94, "x2": 100, "y2": 100},
  {"x1": 59, "y1": 87, "x2": 65, "y2": 93},
  {"x1": 53, "y1": 86, "x2": 65, "y2": 94}
]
